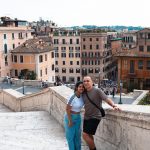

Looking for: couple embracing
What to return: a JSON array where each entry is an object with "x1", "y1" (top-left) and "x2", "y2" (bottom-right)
[{"x1": 64, "y1": 76, "x2": 121, "y2": 150}]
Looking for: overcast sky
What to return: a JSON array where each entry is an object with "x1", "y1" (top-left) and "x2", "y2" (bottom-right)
[{"x1": 0, "y1": 0, "x2": 150, "y2": 27}]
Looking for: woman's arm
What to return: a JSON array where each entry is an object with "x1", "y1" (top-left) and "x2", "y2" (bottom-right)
[{"x1": 66, "y1": 104, "x2": 73, "y2": 127}]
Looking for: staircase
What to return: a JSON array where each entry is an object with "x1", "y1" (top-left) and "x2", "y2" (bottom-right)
[
  {"x1": 0, "y1": 104, "x2": 68, "y2": 150},
  {"x1": 0, "y1": 104, "x2": 88, "y2": 150}
]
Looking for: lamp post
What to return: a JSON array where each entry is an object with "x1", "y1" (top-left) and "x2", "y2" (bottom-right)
[
  {"x1": 22, "y1": 79, "x2": 25, "y2": 94},
  {"x1": 98, "y1": 71, "x2": 101, "y2": 88},
  {"x1": 118, "y1": 80, "x2": 123, "y2": 104}
]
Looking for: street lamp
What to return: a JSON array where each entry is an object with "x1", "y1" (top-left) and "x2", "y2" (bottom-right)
[
  {"x1": 118, "y1": 80, "x2": 123, "y2": 104},
  {"x1": 98, "y1": 71, "x2": 101, "y2": 88},
  {"x1": 22, "y1": 79, "x2": 25, "y2": 94}
]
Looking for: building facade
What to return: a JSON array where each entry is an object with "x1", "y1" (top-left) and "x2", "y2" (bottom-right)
[
  {"x1": 0, "y1": 17, "x2": 33, "y2": 77},
  {"x1": 11, "y1": 39, "x2": 55, "y2": 82},
  {"x1": 121, "y1": 31, "x2": 137, "y2": 49},
  {"x1": 116, "y1": 28, "x2": 150, "y2": 90},
  {"x1": 53, "y1": 29, "x2": 81, "y2": 83},
  {"x1": 81, "y1": 32, "x2": 113, "y2": 83}
]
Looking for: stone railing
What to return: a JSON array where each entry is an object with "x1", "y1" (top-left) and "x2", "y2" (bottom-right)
[{"x1": 0, "y1": 86, "x2": 150, "y2": 150}]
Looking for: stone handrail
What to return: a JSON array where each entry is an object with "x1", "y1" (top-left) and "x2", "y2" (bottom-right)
[{"x1": 0, "y1": 86, "x2": 150, "y2": 150}]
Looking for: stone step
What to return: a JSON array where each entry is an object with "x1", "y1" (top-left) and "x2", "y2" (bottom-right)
[
  {"x1": 0, "y1": 111, "x2": 68, "y2": 150},
  {"x1": 0, "y1": 110, "x2": 88, "y2": 150},
  {"x1": 0, "y1": 104, "x2": 12, "y2": 112}
]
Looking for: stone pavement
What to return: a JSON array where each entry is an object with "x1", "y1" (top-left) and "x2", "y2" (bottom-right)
[{"x1": 0, "y1": 105, "x2": 88, "y2": 150}]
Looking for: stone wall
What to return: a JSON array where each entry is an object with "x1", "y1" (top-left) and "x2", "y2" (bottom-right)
[{"x1": 0, "y1": 86, "x2": 150, "y2": 150}]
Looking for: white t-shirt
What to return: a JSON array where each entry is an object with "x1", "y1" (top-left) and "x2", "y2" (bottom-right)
[{"x1": 67, "y1": 94, "x2": 84, "y2": 112}]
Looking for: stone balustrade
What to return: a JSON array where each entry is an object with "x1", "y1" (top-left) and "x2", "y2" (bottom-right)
[{"x1": 0, "y1": 86, "x2": 150, "y2": 150}]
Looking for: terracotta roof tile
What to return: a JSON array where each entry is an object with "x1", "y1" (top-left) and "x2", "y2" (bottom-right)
[{"x1": 11, "y1": 38, "x2": 53, "y2": 54}]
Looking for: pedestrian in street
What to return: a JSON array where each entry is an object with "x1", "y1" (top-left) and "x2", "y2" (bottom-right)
[
  {"x1": 64, "y1": 81, "x2": 84, "y2": 150},
  {"x1": 82, "y1": 76, "x2": 121, "y2": 150}
]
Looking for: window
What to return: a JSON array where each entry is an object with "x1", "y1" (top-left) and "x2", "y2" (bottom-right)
[
  {"x1": 76, "y1": 69, "x2": 80, "y2": 73},
  {"x1": 51, "y1": 52, "x2": 54, "y2": 58},
  {"x1": 54, "y1": 47, "x2": 59, "y2": 52},
  {"x1": 82, "y1": 68, "x2": 87, "y2": 76},
  {"x1": 55, "y1": 68, "x2": 59, "y2": 73},
  {"x1": 77, "y1": 61, "x2": 79, "y2": 65},
  {"x1": 138, "y1": 60, "x2": 143, "y2": 69},
  {"x1": 147, "y1": 46, "x2": 150, "y2": 52},
  {"x1": 20, "y1": 56, "x2": 23, "y2": 63},
  {"x1": 18, "y1": 32, "x2": 23, "y2": 39},
  {"x1": 75, "y1": 53, "x2": 80, "y2": 58},
  {"x1": 124, "y1": 60, "x2": 128, "y2": 69},
  {"x1": 139, "y1": 45, "x2": 144, "y2": 52},
  {"x1": 147, "y1": 61, "x2": 150, "y2": 70},
  {"x1": 55, "y1": 53, "x2": 59, "y2": 57},
  {"x1": 45, "y1": 68, "x2": 47, "y2": 75},
  {"x1": 83, "y1": 45, "x2": 86, "y2": 49},
  {"x1": 130, "y1": 60, "x2": 135, "y2": 73},
  {"x1": 12, "y1": 33, "x2": 15, "y2": 39},
  {"x1": 39, "y1": 55, "x2": 43, "y2": 63},
  {"x1": 95, "y1": 68, "x2": 99, "y2": 73},
  {"x1": 63, "y1": 61, "x2": 65, "y2": 65},
  {"x1": 69, "y1": 68, "x2": 74, "y2": 73},
  {"x1": 90, "y1": 45, "x2": 92, "y2": 49},
  {"x1": 55, "y1": 61, "x2": 58, "y2": 65},
  {"x1": 90, "y1": 38, "x2": 92, "y2": 41},
  {"x1": 15, "y1": 70, "x2": 18, "y2": 76},
  {"x1": 4, "y1": 34, "x2": 6, "y2": 39},
  {"x1": 13, "y1": 44, "x2": 15, "y2": 49},
  {"x1": 75, "y1": 47, "x2": 80, "y2": 51},
  {"x1": 14, "y1": 55, "x2": 17, "y2": 62},
  {"x1": 54, "y1": 39, "x2": 59, "y2": 44},
  {"x1": 89, "y1": 68, "x2": 93, "y2": 73},
  {"x1": 45, "y1": 54, "x2": 47, "y2": 61},
  {"x1": 40, "y1": 70, "x2": 42, "y2": 77},
  {"x1": 82, "y1": 60, "x2": 84, "y2": 65},
  {"x1": 83, "y1": 38, "x2": 85, "y2": 41},
  {"x1": 61, "y1": 47, "x2": 66, "y2": 51},
  {"x1": 4, "y1": 44, "x2": 7, "y2": 54},
  {"x1": 70, "y1": 39, "x2": 73, "y2": 44},
  {"x1": 96, "y1": 45, "x2": 99, "y2": 49},
  {"x1": 77, "y1": 77, "x2": 80, "y2": 81},
  {"x1": 62, "y1": 39, "x2": 65, "y2": 44},
  {"x1": 148, "y1": 33, "x2": 150, "y2": 39},
  {"x1": 52, "y1": 64, "x2": 54, "y2": 70},
  {"x1": 61, "y1": 53, "x2": 66, "y2": 57},
  {"x1": 69, "y1": 77, "x2": 75, "y2": 82},
  {"x1": 96, "y1": 38, "x2": 99, "y2": 41},
  {"x1": 11, "y1": 55, "x2": 13, "y2": 62},
  {"x1": 62, "y1": 68, "x2": 66, "y2": 73},
  {"x1": 140, "y1": 33, "x2": 144, "y2": 39},
  {"x1": 5, "y1": 56, "x2": 8, "y2": 66},
  {"x1": 145, "y1": 79, "x2": 150, "y2": 88},
  {"x1": 70, "y1": 61, "x2": 73, "y2": 65},
  {"x1": 76, "y1": 39, "x2": 79, "y2": 44},
  {"x1": 69, "y1": 47, "x2": 74, "y2": 51},
  {"x1": 69, "y1": 53, "x2": 74, "y2": 57},
  {"x1": 62, "y1": 76, "x2": 66, "y2": 82}
]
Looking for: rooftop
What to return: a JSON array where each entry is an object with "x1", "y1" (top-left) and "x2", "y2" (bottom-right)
[{"x1": 11, "y1": 38, "x2": 53, "y2": 54}]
